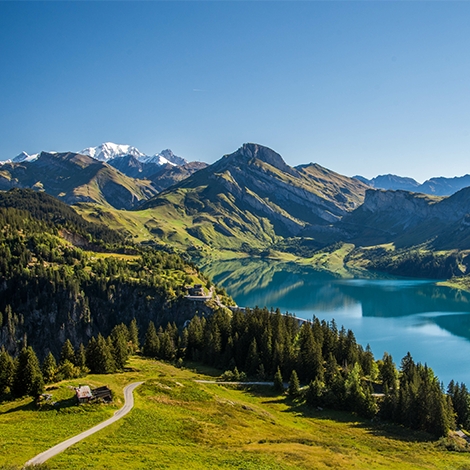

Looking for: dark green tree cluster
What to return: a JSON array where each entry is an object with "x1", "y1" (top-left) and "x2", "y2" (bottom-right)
[
  {"x1": 83, "y1": 322, "x2": 136, "y2": 374},
  {"x1": 0, "y1": 319, "x2": 138, "y2": 400},
  {"x1": 0, "y1": 201, "x2": 203, "y2": 358},
  {"x1": 379, "y1": 353, "x2": 455, "y2": 437},
  {"x1": 0, "y1": 189, "x2": 124, "y2": 245},
  {"x1": 141, "y1": 307, "x2": 462, "y2": 437},
  {"x1": 0, "y1": 346, "x2": 44, "y2": 399},
  {"x1": 448, "y1": 381, "x2": 470, "y2": 430}
]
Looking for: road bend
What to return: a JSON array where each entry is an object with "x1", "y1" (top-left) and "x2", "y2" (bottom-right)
[{"x1": 24, "y1": 381, "x2": 144, "y2": 467}]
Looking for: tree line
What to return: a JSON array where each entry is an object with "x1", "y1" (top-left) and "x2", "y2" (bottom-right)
[
  {"x1": 2, "y1": 305, "x2": 469, "y2": 438},
  {"x1": 141, "y1": 307, "x2": 468, "y2": 438},
  {"x1": 0, "y1": 319, "x2": 139, "y2": 399}
]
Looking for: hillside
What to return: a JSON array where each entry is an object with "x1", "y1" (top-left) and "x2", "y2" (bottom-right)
[
  {"x1": 2, "y1": 357, "x2": 470, "y2": 470},
  {"x1": 0, "y1": 152, "x2": 158, "y2": 209},
  {"x1": 339, "y1": 188, "x2": 470, "y2": 251},
  {"x1": 0, "y1": 189, "x2": 212, "y2": 358},
  {"x1": 138, "y1": 143, "x2": 369, "y2": 253}
]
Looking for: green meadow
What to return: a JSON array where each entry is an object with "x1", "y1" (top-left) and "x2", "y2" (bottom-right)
[{"x1": 1, "y1": 357, "x2": 470, "y2": 470}]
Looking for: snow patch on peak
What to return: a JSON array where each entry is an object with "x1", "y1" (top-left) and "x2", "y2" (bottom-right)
[
  {"x1": 140, "y1": 149, "x2": 187, "y2": 166},
  {"x1": 140, "y1": 154, "x2": 175, "y2": 166},
  {"x1": 80, "y1": 142, "x2": 146, "y2": 161},
  {"x1": 13, "y1": 151, "x2": 39, "y2": 163}
]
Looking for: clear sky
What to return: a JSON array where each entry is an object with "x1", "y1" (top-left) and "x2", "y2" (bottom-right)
[{"x1": 1, "y1": 1, "x2": 469, "y2": 182}]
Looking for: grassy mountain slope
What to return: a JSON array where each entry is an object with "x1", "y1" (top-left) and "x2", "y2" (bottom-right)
[
  {"x1": 2, "y1": 357, "x2": 469, "y2": 469},
  {"x1": 0, "y1": 152, "x2": 158, "y2": 209},
  {"x1": 138, "y1": 143, "x2": 369, "y2": 252}
]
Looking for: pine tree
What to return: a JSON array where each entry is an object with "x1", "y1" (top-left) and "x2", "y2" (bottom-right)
[
  {"x1": 75, "y1": 343, "x2": 87, "y2": 370},
  {"x1": 288, "y1": 370, "x2": 300, "y2": 398},
  {"x1": 245, "y1": 338, "x2": 261, "y2": 377},
  {"x1": 128, "y1": 318, "x2": 139, "y2": 353},
  {"x1": 110, "y1": 324, "x2": 130, "y2": 369},
  {"x1": 143, "y1": 321, "x2": 160, "y2": 358},
  {"x1": 41, "y1": 352, "x2": 57, "y2": 384},
  {"x1": 160, "y1": 325, "x2": 177, "y2": 361},
  {"x1": 305, "y1": 378, "x2": 325, "y2": 407},
  {"x1": 11, "y1": 346, "x2": 44, "y2": 397},
  {"x1": 60, "y1": 339, "x2": 75, "y2": 365},
  {"x1": 379, "y1": 352, "x2": 398, "y2": 391},
  {"x1": 273, "y1": 366, "x2": 284, "y2": 393},
  {"x1": 86, "y1": 335, "x2": 115, "y2": 374},
  {"x1": 0, "y1": 347, "x2": 15, "y2": 395}
]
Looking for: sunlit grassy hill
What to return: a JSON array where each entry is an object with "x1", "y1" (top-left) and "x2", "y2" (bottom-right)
[{"x1": 1, "y1": 357, "x2": 469, "y2": 470}]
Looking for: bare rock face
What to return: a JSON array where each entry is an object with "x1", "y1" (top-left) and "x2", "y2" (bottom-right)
[{"x1": 360, "y1": 189, "x2": 437, "y2": 223}]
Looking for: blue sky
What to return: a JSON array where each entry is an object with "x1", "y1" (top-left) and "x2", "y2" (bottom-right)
[{"x1": 1, "y1": 1, "x2": 469, "y2": 181}]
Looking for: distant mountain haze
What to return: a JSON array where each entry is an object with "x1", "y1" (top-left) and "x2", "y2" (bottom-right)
[{"x1": 355, "y1": 173, "x2": 470, "y2": 196}]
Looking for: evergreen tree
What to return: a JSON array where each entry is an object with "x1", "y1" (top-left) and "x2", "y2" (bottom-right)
[
  {"x1": 305, "y1": 378, "x2": 325, "y2": 407},
  {"x1": 186, "y1": 316, "x2": 205, "y2": 360},
  {"x1": 245, "y1": 338, "x2": 261, "y2": 377},
  {"x1": 448, "y1": 381, "x2": 470, "y2": 429},
  {"x1": 345, "y1": 362, "x2": 365, "y2": 413},
  {"x1": 273, "y1": 366, "x2": 284, "y2": 393},
  {"x1": 297, "y1": 323, "x2": 319, "y2": 382},
  {"x1": 75, "y1": 343, "x2": 87, "y2": 370},
  {"x1": 159, "y1": 328, "x2": 177, "y2": 361},
  {"x1": 86, "y1": 334, "x2": 115, "y2": 374},
  {"x1": 288, "y1": 369, "x2": 300, "y2": 398},
  {"x1": 41, "y1": 352, "x2": 57, "y2": 384},
  {"x1": 60, "y1": 339, "x2": 75, "y2": 365},
  {"x1": 110, "y1": 324, "x2": 130, "y2": 369},
  {"x1": 11, "y1": 346, "x2": 44, "y2": 397},
  {"x1": 143, "y1": 321, "x2": 160, "y2": 358},
  {"x1": 379, "y1": 352, "x2": 398, "y2": 391},
  {"x1": 128, "y1": 318, "x2": 139, "y2": 352},
  {"x1": 0, "y1": 347, "x2": 15, "y2": 394}
]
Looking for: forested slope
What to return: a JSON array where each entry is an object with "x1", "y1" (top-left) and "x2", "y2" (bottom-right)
[{"x1": 0, "y1": 189, "x2": 214, "y2": 359}]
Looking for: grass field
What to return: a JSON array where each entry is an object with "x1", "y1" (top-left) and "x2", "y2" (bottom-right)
[{"x1": 2, "y1": 357, "x2": 470, "y2": 470}]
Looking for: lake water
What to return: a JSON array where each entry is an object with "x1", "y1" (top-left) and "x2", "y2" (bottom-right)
[{"x1": 202, "y1": 258, "x2": 470, "y2": 387}]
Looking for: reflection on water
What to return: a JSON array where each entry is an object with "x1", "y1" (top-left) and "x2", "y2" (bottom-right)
[{"x1": 202, "y1": 258, "x2": 470, "y2": 386}]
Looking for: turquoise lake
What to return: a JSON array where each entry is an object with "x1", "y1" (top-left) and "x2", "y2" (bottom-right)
[{"x1": 202, "y1": 258, "x2": 470, "y2": 387}]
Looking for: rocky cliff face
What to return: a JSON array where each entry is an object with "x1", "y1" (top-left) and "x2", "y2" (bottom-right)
[{"x1": 340, "y1": 187, "x2": 470, "y2": 249}]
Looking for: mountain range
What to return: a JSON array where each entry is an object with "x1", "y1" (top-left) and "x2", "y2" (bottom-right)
[
  {"x1": 0, "y1": 143, "x2": 207, "y2": 209},
  {"x1": 2, "y1": 141, "x2": 470, "y2": 279},
  {"x1": 355, "y1": 173, "x2": 470, "y2": 196}
]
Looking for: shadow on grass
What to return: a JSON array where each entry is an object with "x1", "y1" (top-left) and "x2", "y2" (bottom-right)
[
  {"x1": 0, "y1": 399, "x2": 37, "y2": 414},
  {"x1": 184, "y1": 361, "x2": 224, "y2": 378},
  {"x1": 279, "y1": 398, "x2": 434, "y2": 443},
  {"x1": 3, "y1": 396, "x2": 80, "y2": 414}
]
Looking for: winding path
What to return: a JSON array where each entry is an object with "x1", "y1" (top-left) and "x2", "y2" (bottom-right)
[{"x1": 24, "y1": 381, "x2": 143, "y2": 467}]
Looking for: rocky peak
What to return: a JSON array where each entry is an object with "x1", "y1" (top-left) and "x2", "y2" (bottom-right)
[{"x1": 223, "y1": 143, "x2": 297, "y2": 176}]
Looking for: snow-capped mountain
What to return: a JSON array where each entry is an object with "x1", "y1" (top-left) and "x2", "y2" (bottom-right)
[
  {"x1": 80, "y1": 142, "x2": 146, "y2": 162},
  {"x1": 79, "y1": 142, "x2": 187, "y2": 166},
  {"x1": 12, "y1": 151, "x2": 39, "y2": 163}
]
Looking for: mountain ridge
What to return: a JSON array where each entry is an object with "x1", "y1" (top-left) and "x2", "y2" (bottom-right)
[{"x1": 356, "y1": 173, "x2": 470, "y2": 196}]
